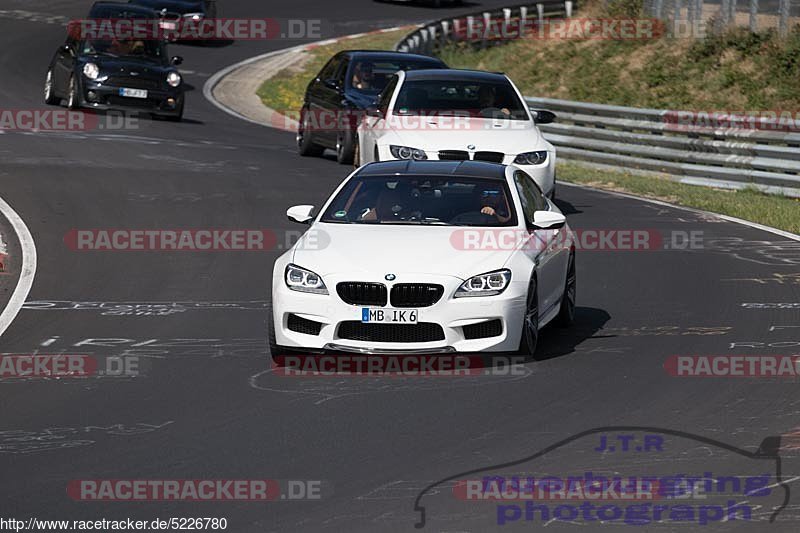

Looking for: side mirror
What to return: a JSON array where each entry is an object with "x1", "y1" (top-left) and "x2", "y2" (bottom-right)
[
  {"x1": 60, "y1": 44, "x2": 72, "y2": 54},
  {"x1": 530, "y1": 109, "x2": 556, "y2": 124},
  {"x1": 365, "y1": 106, "x2": 383, "y2": 118},
  {"x1": 323, "y1": 78, "x2": 341, "y2": 91},
  {"x1": 531, "y1": 210, "x2": 566, "y2": 230},
  {"x1": 287, "y1": 205, "x2": 315, "y2": 225},
  {"x1": 171, "y1": 56, "x2": 183, "y2": 66}
]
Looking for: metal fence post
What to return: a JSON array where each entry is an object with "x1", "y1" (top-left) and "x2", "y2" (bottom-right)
[
  {"x1": 779, "y1": 0, "x2": 789, "y2": 36},
  {"x1": 565, "y1": 1, "x2": 573, "y2": 17},
  {"x1": 720, "y1": 0, "x2": 730, "y2": 28},
  {"x1": 748, "y1": 0, "x2": 758, "y2": 32},
  {"x1": 482, "y1": 11, "x2": 491, "y2": 48},
  {"x1": 655, "y1": 0, "x2": 664, "y2": 19}
]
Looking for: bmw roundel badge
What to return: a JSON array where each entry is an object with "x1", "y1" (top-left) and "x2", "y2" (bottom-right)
[{"x1": 385, "y1": 274, "x2": 396, "y2": 281}]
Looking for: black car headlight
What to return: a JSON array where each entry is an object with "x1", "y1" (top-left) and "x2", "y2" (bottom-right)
[
  {"x1": 285, "y1": 264, "x2": 328, "y2": 294},
  {"x1": 83, "y1": 63, "x2": 100, "y2": 80},
  {"x1": 514, "y1": 151, "x2": 548, "y2": 165},
  {"x1": 454, "y1": 269, "x2": 511, "y2": 298},
  {"x1": 390, "y1": 145, "x2": 428, "y2": 161},
  {"x1": 167, "y1": 72, "x2": 182, "y2": 87}
]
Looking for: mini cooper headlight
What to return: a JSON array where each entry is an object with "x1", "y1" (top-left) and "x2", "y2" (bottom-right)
[
  {"x1": 390, "y1": 145, "x2": 428, "y2": 161},
  {"x1": 167, "y1": 72, "x2": 182, "y2": 87},
  {"x1": 285, "y1": 264, "x2": 328, "y2": 294},
  {"x1": 454, "y1": 269, "x2": 511, "y2": 297},
  {"x1": 513, "y1": 151, "x2": 548, "y2": 165},
  {"x1": 83, "y1": 63, "x2": 99, "y2": 80}
]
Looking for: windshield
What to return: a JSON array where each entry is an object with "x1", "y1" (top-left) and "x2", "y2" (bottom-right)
[
  {"x1": 393, "y1": 79, "x2": 529, "y2": 120},
  {"x1": 320, "y1": 175, "x2": 517, "y2": 226},
  {"x1": 81, "y1": 37, "x2": 165, "y2": 60},
  {"x1": 348, "y1": 59, "x2": 443, "y2": 95}
]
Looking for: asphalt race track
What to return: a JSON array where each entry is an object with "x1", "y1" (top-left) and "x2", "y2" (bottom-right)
[{"x1": 1, "y1": 1, "x2": 800, "y2": 531}]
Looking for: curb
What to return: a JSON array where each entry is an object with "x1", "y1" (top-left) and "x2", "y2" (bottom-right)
[{"x1": 0, "y1": 196, "x2": 37, "y2": 338}]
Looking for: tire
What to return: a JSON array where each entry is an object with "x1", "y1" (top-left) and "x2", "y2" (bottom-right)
[
  {"x1": 554, "y1": 251, "x2": 576, "y2": 327},
  {"x1": 336, "y1": 128, "x2": 356, "y2": 164},
  {"x1": 353, "y1": 135, "x2": 361, "y2": 169},
  {"x1": 297, "y1": 107, "x2": 325, "y2": 157},
  {"x1": 44, "y1": 69, "x2": 59, "y2": 105},
  {"x1": 66, "y1": 75, "x2": 79, "y2": 110},
  {"x1": 517, "y1": 276, "x2": 539, "y2": 360}
]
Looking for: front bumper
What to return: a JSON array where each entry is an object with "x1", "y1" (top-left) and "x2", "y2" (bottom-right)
[
  {"x1": 272, "y1": 273, "x2": 528, "y2": 354},
  {"x1": 80, "y1": 81, "x2": 183, "y2": 116}
]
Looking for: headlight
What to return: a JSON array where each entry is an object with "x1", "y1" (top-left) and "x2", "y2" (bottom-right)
[
  {"x1": 167, "y1": 72, "x2": 182, "y2": 87},
  {"x1": 454, "y1": 269, "x2": 511, "y2": 298},
  {"x1": 514, "y1": 151, "x2": 548, "y2": 165},
  {"x1": 390, "y1": 145, "x2": 428, "y2": 161},
  {"x1": 184, "y1": 13, "x2": 204, "y2": 21},
  {"x1": 285, "y1": 264, "x2": 328, "y2": 294},
  {"x1": 83, "y1": 63, "x2": 99, "y2": 80}
]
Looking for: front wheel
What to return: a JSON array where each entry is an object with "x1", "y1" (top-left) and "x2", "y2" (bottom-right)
[
  {"x1": 66, "y1": 75, "x2": 79, "y2": 110},
  {"x1": 517, "y1": 276, "x2": 539, "y2": 360},
  {"x1": 353, "y1": 134, "x2": 361, "y2": 169},
  {"x1": 297, "y1": 107, "x2": 325, "y2": 157},
  {"x1": 44, "y1": 69, "x2": 59, "y2": 105},
  {"x1": 554, "y1": 251, "x2": 576, "y2": 327},
  {"x1": 336, "y1": 128, "x2": 356, "y2": 164}
]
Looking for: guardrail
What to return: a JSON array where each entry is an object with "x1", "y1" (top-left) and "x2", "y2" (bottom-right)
[
  {"x1": 395, "y1": 1, "x2": 574, "y2": 55},
  {"x1": 526, "y1": 96, "x2": 800, "y2": 194}
]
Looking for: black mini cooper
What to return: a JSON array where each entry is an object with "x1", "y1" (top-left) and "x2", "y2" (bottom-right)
[{"x1": 44, "y1": 31, "x2": 186, "y2": 121}]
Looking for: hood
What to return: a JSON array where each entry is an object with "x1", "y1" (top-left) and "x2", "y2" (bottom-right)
[
  {"x1": 83, "y1": 57, "x2": 170, "y2": 77},
  {"x1": 291, "y1": 223, "x2": 515, "y2": 280},
  {"x1": 384, "y1": 117, "x2": 545, "y2": 154},
  {"x1": 130, "y1": 0, "x2": 205, "y2": 14}
]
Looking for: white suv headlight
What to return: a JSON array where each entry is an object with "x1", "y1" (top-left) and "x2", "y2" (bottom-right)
[
  {"x1": 390, "y1": 145, "x2": 428, "y2": 161},
  {"x1": 514, "y1": 151, "x2": 548, "y2": 165},
  {"x1": 454, "y1": 269, "x2": 511, "y2": 298},
  {"x1": 83, "y1": 63, "x2": 99, "y2": 80},
  {"x1": 167, "y1": 72, "x2": 182, "y2": 87},
  {"x1": 285, "y1": 264, "x2": 328, "y2": 294}
]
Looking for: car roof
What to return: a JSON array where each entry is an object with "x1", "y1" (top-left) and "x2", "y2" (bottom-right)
[
  {"x1": 403, "y1": 69, "x2": 508, "y2": 82},
  {"x1": 356, "y1": 160, "x2": 508, "y2": 180},
  {"x1": 338, "y1": 50, "x2": 446, "y2": 64}
]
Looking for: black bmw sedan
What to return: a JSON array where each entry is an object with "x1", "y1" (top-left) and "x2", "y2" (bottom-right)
[
  {"x1": 297, "y1": 50, "x2": 447, "y2": 164},
  {"x1": 44, "y1": 34, "x2": 186, "y2": 121}
]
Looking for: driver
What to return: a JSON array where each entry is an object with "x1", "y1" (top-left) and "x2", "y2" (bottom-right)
[
  {"x1": 352, "y1": 62, "x2": 375, "y2": 90},
  {"x1": 478, "y1": 85, "x2": 511, "y2": 119},
  {"x1": 479, "y1": 190, "x2": 511, "y2": 223},
  {"x1": 360, "y1": 182, "x2": 409, "y2": 221}
]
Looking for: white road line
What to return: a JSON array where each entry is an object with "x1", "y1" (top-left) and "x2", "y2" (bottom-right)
[
  {"x1": 559, "y1": 181, "x2": 800, "y2": 242},
  {"x1": 0, "y1": 196, "x2": 37, "y2": 338}
]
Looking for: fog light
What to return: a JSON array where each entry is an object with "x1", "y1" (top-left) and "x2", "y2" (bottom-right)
[
  {"x1": 167, "y1": 98, "x2": 176, "y2": 107},
  {"x1": 87, "y1": 91, "x2": 97, "y2": 102}
]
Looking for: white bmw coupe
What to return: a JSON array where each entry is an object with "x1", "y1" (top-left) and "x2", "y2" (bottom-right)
[
  {"x1": 270, "y1": 160, "x2": 576, "y2": 357},
  {"x1": 355, "y1": 69, "x2": 558, "y2": 198}
]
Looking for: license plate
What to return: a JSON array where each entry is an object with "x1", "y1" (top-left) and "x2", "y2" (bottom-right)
[
  {"x1": 361, "y1": 308, "x2": 418, "y2": 324},
  {"x1": 119, "y1": 88, "x2": 148, "y2": 99}
]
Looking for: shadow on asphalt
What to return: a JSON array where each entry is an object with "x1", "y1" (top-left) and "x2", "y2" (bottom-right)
[{"x1": 535, "y1": 306, "x2": 612, "y2": 361}]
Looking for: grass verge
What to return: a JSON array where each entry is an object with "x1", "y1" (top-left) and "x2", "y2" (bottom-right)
[{"x1": 558, "y1": 162, "x2": 800, "y2": 234}]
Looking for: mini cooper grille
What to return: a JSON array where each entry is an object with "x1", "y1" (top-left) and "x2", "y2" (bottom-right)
[
  {"x1": 473, "y1": 151, "x2": 505, "y2": 163},
  {"x1": 462, "y1": 319, "x2": 503, "y2": 340},
  {"x1": 336, "y1": 282, "x2": 388, "y2": 306},
  {"x1": 438, "y1": 150, "x2": 469, "y2": 161},
  {"x1": 287, "y1": 314, "x2": 323, "y2": 336},
  {"x1": 390, "y1": 284, "x2": 444, "y2": 307},
  {"x1": 337, "y1": 322, "x2": 445, "y2": 343},
  {"x1": 106, "y1": 76, "x2": 160, "y2": 91}
]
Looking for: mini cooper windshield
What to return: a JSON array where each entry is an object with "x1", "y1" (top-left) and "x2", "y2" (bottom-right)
[
  {"x1": 394, "y1": 80, "x2": 529, "y2": 120},
  {"x1": 82, "y1": 37, "x2": 165, "y2": 61},
  {"x1": 320, "y1": 175, "x2": 517, "y2": 226}
]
